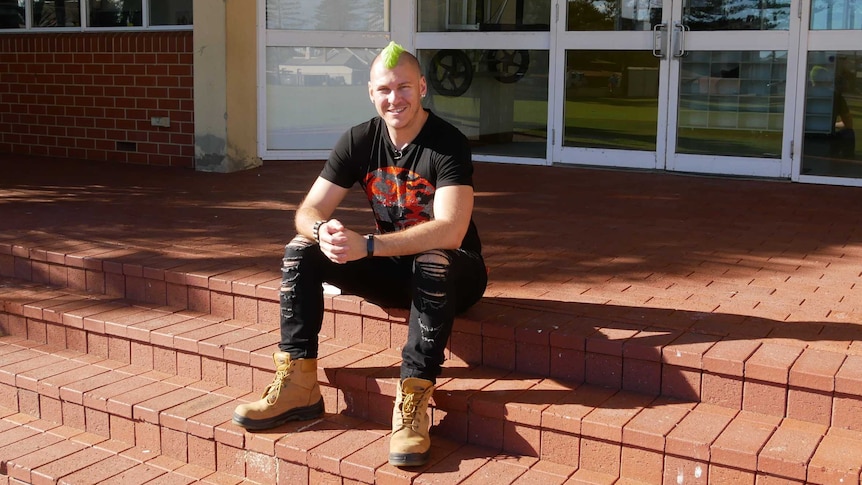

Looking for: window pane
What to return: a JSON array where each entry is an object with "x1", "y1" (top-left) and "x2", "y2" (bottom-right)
[
  {"x1": 420, "y1": 49, "x2": 549, "y2": 159},
  {"x1": 266, "y1": 0, "x2": 386, "y2": 31},
  {"x1": 677, "y1": 50, "x2": 787, "y2": 158},
  {"x1": 802, "y1": 51, "x2": 860, "y2": 178},
  {"x1": 567, "y1": 0, "x2": 659, "y2": 31},
  {"x1": 0, "y1": 1, "x2": 25, "y2": 29},
  {"x1": 150, "y1": 0, "x2": 192, "y2": 25},
  {"x1": 683, "y1": 0, "x2": 790, "y2": 30},
  {"x1": 418, "y1": 0, "x2": 551, "y2": 32},
  {"x1": 266, "y1": 46, "x2": 380, "y2": 150},
  {"x1": 563, "y1": 50, "x2": 659, "y2": 150},
  {"x1": 32, "y1": 0, "x2": 81, "y2": 28},
  {"x1": 810, "y1": 0, "x2": 862, "y2": 30},
  {"x1": 89, "y1": 0, "x2": 142, "y2": 27}
]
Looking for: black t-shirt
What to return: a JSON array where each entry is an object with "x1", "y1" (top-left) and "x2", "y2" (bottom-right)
[{"x1": 321, "y1": 110, "x2": 482, "y2": 253}]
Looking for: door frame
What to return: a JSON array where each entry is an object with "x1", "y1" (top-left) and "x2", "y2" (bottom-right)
[
  {"x1": 791, "y1": 13, "x2": 862, "y2": 186},
  {"x1": 550, "y1": 27, "x2": 667, "y2": 170},
  {"x1": 550, "y1": 0, "x2": 803, "y2": 180}
]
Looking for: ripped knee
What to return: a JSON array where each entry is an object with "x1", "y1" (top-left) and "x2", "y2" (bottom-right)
[
  {"x1": 281, "y1": 235, "x2": 314, "y2": 315},
  {"x1": 283, "y1": 235, "x2": 312, "y2": 272},
  {"x1": 414, "y1": 250, "x2": 451, "y2": 277},
  {"x1": 287, "y1": 234, "x2": 314, "y2": 249},
  {"x1": 414, "y1": 250, "x2": 452, "y2": 304}
]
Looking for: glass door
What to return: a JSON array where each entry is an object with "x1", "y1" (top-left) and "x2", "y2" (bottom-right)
[
  {"x1": 551, "y1": 0, "x2": 668, "y2": 170},
  {"x1": 665, "y1": 0, "x2": 795, "y2": 177},
  {"x1": 552, "y1": 0, "x2": 797, "y2": 178},
  {"x1": 795, "y1": 0, "x2": 862, "y2": 185}
]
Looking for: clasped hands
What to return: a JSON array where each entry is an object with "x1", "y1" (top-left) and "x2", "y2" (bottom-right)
[{"x1": 316, "y1": 219, "x2": 367, "y2": 264}]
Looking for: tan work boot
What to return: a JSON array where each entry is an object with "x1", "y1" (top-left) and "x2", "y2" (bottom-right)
[
  {"x1": 232, "y1": 352, "x2": 323, "y2": 430},
  {"x1": 389, "y1": 377, "x2": 435, "y2": 467}
]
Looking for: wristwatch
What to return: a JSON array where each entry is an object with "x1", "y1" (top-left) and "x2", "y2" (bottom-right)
[{"x1": 365, "y1": 234, "x2": 374, "y2": 258}]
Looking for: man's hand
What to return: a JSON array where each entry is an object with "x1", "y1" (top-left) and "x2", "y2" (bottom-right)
[{"x1": 317, "y1": 219, "x2": 366, "y2": 264}]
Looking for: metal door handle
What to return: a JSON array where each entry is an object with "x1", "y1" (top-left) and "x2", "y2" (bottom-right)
[
  {"x1": 672, "y1": 22, "x2": 689, "y2": 58},
  {"x1": 652, "y1": 23, "x2": 667, "y2": 58}
]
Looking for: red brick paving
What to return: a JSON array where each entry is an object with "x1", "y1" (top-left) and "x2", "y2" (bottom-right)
[{"x1": 3, "y1": 155, "x2": 862, "y2": 483}]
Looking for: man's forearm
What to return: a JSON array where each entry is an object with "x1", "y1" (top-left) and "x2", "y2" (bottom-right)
[
  {"x1": 372, "y1": 219, "x2": 465, "y2": 257},
  {"x1": 294, "y1": 207, "x2": 330, "y2": 240}
]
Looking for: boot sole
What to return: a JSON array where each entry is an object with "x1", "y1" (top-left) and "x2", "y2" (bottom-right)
[
  {"x1": 388, "y1": 450, "x2": 430, "y2": 468},
  {"x1": 231, "y1": 397, "x2": 324, "y2": 430}
]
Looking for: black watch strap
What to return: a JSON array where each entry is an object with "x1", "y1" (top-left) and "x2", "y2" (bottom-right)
[{"x1": 365, "y1": 234, "x2": 374, "y2": 258}]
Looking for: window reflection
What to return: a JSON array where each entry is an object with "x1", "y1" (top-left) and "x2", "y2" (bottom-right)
[
  {"x1": 89, "y1": 0, "x2": 142, "y2": 27},
  {"x1": 802, "y1": 51, "x2": 860, "y2": 178},
  {"x1": 266, "y1": 0, "x2": 386, "y2": 31},
  {"x1": 683, "y1": 0, "x2": 790, "y2": 30},
  {"x1": 418, "y1": 0, "x2": 550, "y2": 32},
  {"x1": 0, "y1": 0, "x2": 24, "y2": 28},
  {"x1": 420, "y1": 48, "x2": 548, "y2": 159},
  {"x1": 810, "y1": 0, "x2": 862, "y2": 30},
  {"x1": 677, "y1": 51, "x2": 786, "y2": 157},
  {"x1": 266, "y1": 46, "x2": 379, "y2": 150},
  {"x1": 566, "y1": 0, "x2": 659, "y2": 31},
  {"x1": 32, "y1": 0, "x2": 81, "y2": 27},
  {"x1": 563, "y1": 50, "x2": 660, "y2": 150},
  {"x1": 150, "y1": 0, "x2": 191, "y2": 25}
]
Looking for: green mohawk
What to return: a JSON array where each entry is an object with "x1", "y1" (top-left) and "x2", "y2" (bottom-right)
[{"x1": 381, "y1": 41, "x2": 405, "y2": 69}]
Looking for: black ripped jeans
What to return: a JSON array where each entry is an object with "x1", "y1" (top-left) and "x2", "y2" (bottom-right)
[{"x1": 279, "y1": 236, "x2": 488, "y2": 382}]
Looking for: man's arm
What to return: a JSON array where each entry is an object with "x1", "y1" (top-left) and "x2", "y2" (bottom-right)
[
  {"x1": 298, "y1": 178, "x2": 474, "y2": 264},
  {"x1": 295, "y1": 176, "x2": 349, "y2": 241},
  {"x1": 372, "y1": 184, "x2": 474, "y2": 257}
]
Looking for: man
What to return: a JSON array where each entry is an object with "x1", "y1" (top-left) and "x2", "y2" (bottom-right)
[{"x1": 232, "y1": 41, "x2": 488, "y2": 468}]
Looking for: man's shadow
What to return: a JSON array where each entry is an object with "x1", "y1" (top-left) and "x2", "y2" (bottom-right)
[{"x1": 324, "y1": 294, "x2": 861, "y2": 468}]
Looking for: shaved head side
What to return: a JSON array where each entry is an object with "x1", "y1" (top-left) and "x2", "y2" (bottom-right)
[{"x1": 373, "y1": 41, "x2": 422, "y2": 76}]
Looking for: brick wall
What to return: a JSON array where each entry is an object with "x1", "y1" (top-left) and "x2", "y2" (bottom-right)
[{"x1": 0, "y1": 31, "x2": 194, "y2": 168}]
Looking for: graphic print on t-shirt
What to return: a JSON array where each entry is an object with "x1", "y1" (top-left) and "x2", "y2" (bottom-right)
[{"x1": 363, "y1": 166, "x2": 435, "y2": 232}]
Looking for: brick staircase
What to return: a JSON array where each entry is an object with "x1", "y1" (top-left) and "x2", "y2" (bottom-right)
[
  {"x1": 3, "y1": 156, "x2": 862, "y2": 484},
  {"x1": 2, "y1": 235, "x2": 862, "y2": 485}
]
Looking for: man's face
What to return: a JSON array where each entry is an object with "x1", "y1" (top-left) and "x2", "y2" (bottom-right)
[{"x1": 368, "y1": 57, "x2": 427, "y2": 134}]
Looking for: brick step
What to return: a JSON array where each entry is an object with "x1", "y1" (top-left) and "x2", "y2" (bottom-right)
[
  {"x1": 0, "y1": 404, "x2": 609, "y2": 485},
  {"x1": 1, "y1": 336, "x2": 861, "y2": 484},
  {"x1": 0, "y1": 338, "x2": 598, "y2": 485},
  {"x1": 7, "y1": 238, "x2": 862, "y2": 400},
  {"x1": 10, "y1": 235, "x2": 862, "y2": 397},
  {"x1": 3, "y1": 276, "x2": 862, "y2": 429},
  {"x1": 0, "y1": 407, "x2": 255, "y2": 485}
]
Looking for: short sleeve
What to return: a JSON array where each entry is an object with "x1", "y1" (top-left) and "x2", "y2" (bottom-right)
[{"x1": 319, "y1": 129, "x2": 357, "y2": 189}]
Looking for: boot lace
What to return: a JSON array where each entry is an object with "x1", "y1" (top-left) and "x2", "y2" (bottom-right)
[
  {"x1": 263, "y1": 366, "x2": 292, "y2": 405},
  {"x1": 400, "y1": 393, "x2": 418, "y2": 427}
]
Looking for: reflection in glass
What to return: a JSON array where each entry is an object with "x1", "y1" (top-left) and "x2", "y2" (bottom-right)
[
  {"x1": 266, "y1": 0, "x2": 386, "y2": 31},
  {"x1": 89, "y1": 0, "x2": 142, "y2": 27},
  {"x1": 567, "y1": 0, "x2": 660, "y2": 31},
  {"x1": 802, "y1": 51, "x2": 860, "y2": 178},
  {"x1": 810, "y1": 0, "x2": 862, "y2": 30},
  {"x1": 683, "y1": 0, "x2": 790, "y2": 30},
  {"x1": 419, "y1": 0, "x2": 551, "y2": 32},
  {"x1": 32, "y1": 0, "x2": 80, "y2": 27},
  {"x1": 677, "y1": 51, "x2": 786, "y2": 158},
  {"x1": 563, "y1": 50, "x2": 660, "y2": 151},
  {"x1": 0, "y1": 1, "x2": 24, "y2": 28},
  {"x1": 266, "y1": 46, "x2": 379, "y2": 150},
  {"x1": 419, "y1": 49, "x2": 548, "y2": 159},
  {"x1": 151, "y1": 0, "x2": 192, "y2": 25}
]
